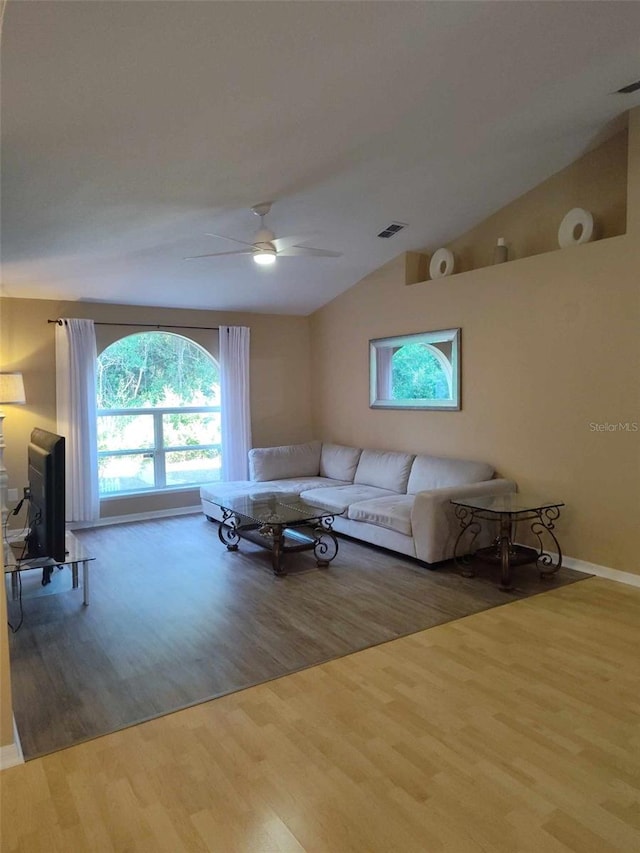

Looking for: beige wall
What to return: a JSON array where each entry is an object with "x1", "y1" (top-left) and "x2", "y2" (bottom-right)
[
  {"x1": 442, "y1": 128, "x2": 627, "y2": 274},
  {"x1": 0, "y1": 298, "x2": 314, "y2": 519},
  {"x1": 310, "y1": 110, "x2": 640, "y2": 574}
]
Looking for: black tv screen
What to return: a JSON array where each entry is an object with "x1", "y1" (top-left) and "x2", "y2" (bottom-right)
[{"x1": 26, "y1": 428, "x2": 66, "y2": 562}]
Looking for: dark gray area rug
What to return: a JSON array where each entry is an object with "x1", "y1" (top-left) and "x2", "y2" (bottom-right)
[{"x1": 7, "y1": 514, "x2": 589, "y2": 759}]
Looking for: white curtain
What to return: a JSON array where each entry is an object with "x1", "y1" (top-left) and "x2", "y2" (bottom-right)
[
  {"x1": 219, "y1": 326, "x2": 252, "y2": 480},
  {"x1": 55, "y1": 319, "x2": 100, "y2": 522}
]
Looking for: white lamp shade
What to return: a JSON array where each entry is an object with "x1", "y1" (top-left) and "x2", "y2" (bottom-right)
[{"x1": 0, "y1": 372, "x2": 26, "y2": 404}]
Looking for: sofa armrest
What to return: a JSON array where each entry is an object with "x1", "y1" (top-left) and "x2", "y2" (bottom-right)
[{"x1": 411, "y1": 478, "x2": 517, "y2": 564}]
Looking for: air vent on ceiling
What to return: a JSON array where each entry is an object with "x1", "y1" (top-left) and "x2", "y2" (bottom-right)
[
  {"x1": 617, "y1": 79, "x2": 640, "y2": 94},
  {"x1": 377, "y1": 221, "x2": 408, "y2": 238}
]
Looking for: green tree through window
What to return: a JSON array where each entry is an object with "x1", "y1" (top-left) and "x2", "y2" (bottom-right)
[
  {"x1": 391, "y1": 343, "x2": 450, "y2": 400},
  {"x1": 97, "y1": 332, "x2": 219, "y2": 409}
]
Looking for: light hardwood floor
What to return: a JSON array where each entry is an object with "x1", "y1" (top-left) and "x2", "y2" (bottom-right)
[{"x1": 1, "y1": 577, "x2": 639, "y2": 852}]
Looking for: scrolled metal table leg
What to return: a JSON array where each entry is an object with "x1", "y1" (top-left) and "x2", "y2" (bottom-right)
[
  {"x1": 218, "y1": 508, "x2": 240, "y2": 551},
  {"x1": 531, "y1": 506, "x2": 563, "y2": 579},
  {"x1": 271, "y1": 525, "x2": 287, "y2": 576},
  {"x1": 498, "y1": 515, "x2": 513, "y2": 591},
  {"x1": 453, "y1": 505, "x2": 482, "y2": 578},
  {"x1": 313, "y1": 516, "x2": 339, "y2": 568}
]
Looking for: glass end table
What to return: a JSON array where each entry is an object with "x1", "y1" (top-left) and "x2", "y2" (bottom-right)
[
  {"x1": 5, "y1": 531, "x2": 94, "y2": 605},
  {"x1": 450, "y1": 492, "x2": 565, "y2": 591}
]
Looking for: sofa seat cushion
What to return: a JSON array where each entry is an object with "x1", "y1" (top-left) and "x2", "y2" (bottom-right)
[
  {"x1": 407, "y1": 454, "x2": 495, "y2": 494},
  {"x1": 354, "y1": 449, "x2": 415, "y2": 493},
  {"x1": 320, "y1": 443, "x2": 362, "y2": 482},
  {"x1": 348, "y1": 495, "x2": 414, "y2": 536},
  {"x1": 299, "y1": 484, "x2": 396, "y2": 514},
  {"x1": 249, "y1": 440, "x2": 321, "y2": 482}
]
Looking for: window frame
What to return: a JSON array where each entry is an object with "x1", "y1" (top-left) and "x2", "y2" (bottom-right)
[
  {"x1": 97, "y1": 405, "x2": 222, "y2": 497},
  {"x1": 369, "y1": 328, "x2": 461, "y2": 410}
]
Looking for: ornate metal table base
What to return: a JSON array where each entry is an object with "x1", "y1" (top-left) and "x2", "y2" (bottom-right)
[
  {"x1": 218, "y1": 508, "x2": 339, "y2": 576},
  {"x1": 452, "y1": 497, "x2": 564, "y2": 592}
]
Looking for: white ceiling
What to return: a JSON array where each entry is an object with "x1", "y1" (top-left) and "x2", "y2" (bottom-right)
[{"x1": 2, "y1": 1, "x2": 640, "y2": 316}]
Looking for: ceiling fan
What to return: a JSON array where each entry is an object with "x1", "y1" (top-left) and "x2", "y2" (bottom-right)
[{"x1": 185, "y1": 202, "x2": 342, "y2": 266}]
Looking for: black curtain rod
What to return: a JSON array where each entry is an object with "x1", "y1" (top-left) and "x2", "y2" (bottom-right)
[{"x1": 48, "y1": 319, "x2": 221, "y2": 331}]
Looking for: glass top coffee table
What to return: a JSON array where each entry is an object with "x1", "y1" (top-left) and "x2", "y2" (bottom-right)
[
  {"x1": 450, "y1": 492, "x2": 565, "y2": 591},
  {"x1": 211, "y1": 492, "x2": 342, "y2": 576}
]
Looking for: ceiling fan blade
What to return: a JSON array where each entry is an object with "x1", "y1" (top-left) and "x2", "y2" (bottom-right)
[
  {"x1": 272, "y1": 234, "x2": 317, "y2": 252},
  {"x1": 184, "y1": 249, "x2": 256, "y2": 260},
  {"x1": 278, "y1": 246, "x2": 342, "y2": 258},
  {"x1": 204, "y1": 232, "x2": 257, "y2": 248}
]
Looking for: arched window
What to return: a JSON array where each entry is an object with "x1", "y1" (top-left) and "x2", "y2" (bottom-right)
[{"x1": 96, "y1": 332, "x2": 221, "y2": 496}]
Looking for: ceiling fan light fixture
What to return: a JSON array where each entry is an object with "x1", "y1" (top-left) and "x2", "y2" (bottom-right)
[
  {"x1": 189, "y1": 202, "x2": 341, "y2": 265},
  {"x1": 254, "y1": 249, "x2": 276, "y2": 266}
]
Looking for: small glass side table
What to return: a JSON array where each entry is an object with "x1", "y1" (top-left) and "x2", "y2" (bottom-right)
[
  {"x1": 450, "y1": 492, "x2": 564, "y2": 591},
  {"x1": 5, "y1": 531, "x2": 94, "y2": 605}
]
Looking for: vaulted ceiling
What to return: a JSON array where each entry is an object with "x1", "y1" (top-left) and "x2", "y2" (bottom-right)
[{"x1": 2, "y1": 1, "x2": 640, "y2": 315}]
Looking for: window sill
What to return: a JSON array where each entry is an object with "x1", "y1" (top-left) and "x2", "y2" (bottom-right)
[{"x1": 100, "y1": 483, "x2": 216, "y2": 502}]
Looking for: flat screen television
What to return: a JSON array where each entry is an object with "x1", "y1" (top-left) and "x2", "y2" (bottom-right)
[{"x1": 25, "y1": 428, "x2": 66, "y2": 563}]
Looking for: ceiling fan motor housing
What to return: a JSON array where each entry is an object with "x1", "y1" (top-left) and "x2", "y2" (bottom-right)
[{"x1": 254, "y1": 228, "x2": 276, "y2": 246}]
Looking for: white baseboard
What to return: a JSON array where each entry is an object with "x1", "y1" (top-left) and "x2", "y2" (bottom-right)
[
  {"x1": 562, "y1": 554, "x2": 640, "y2": 588},
  {"x1": 0, "y1": 716, "x2": 24, "y2": 770},
  {"x1": 69, "y1": 505, "x2": 202, "y2": 530},
  {"x1": 513, "y1": 542, "x2": 640, "y2": 588}
]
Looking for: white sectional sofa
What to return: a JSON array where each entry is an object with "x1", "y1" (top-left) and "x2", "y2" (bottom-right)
[{"x1": 201, "y1": 441, "x2": 516, "y2": 565}]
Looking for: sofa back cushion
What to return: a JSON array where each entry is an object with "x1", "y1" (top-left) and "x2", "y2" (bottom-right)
[
  {"x1": 249, "y1": 441, "x2": 322, "y2": 482},
  {"x1": 320, "y1": 444, "x2": 362, "y2": 482},
  {"x1": 354, "y1": 449, "x2": 415, "y2": 493},
  {"x1": 407, "y1": 454, "x2": 494, "y2": 494}
]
